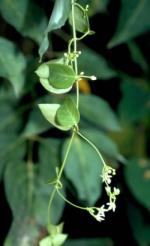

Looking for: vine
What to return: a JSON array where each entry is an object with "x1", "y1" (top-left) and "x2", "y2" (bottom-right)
[{"x1": 36, "y1": 1, "x2": 120, "y2": 245}]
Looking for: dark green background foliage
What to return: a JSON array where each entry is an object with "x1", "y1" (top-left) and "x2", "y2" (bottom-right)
[{"x1": 0, "y1": 0, "x2": 150, "y2": 245}]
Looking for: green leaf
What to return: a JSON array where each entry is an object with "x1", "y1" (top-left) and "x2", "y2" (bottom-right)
[
  {"x1": 39, "y1": 0, "x2": 71, "y2": 61},
  {"x1": 39, "y1": 78, "x2": 73, "y2": 94},
  {"x1": 128, "y1": 204, "x2": 150, "y2": 245},
  {"x1": 56, "y1": 98, "x2": 80, "y2": 128},
  {"x1": 64, "y1": 238, "x2": 113, "y2": 246},
  {"x1": 69, "y1": 5, "x2": 89, "y2": 33},
  {"x1": 81, "y1": 128, "x2": 123, "y2": 161},
  {"x1": 63, "y1": 136, "x2": 103, "y2": 205},
  {"x1": 0, "y1": 37, "x2": 26, "y2": 96},
  {"x1": 125, "y1": 158, "x2": 150, "y2": 210},
  {"x1": 108, "y1": 0, "x2": 150, "y2": 48},
  {"x1": 0, "y1": 0, "x2": 47, "y2": 44},
  {"x1": 119, "y1": 78, "x2": 150, "y2": 123},
  {"x1": 23, "y1": 106, "x2": 52, "y2": 137},
  {"x1": 78, "y1": 48, "x2": 117, "y2": 79},
  {"x1": 128, "y1": 41, "x2": 149, "y2": 73},
  {"x1": 79, "y1": 94, "x2": 121, "y2": 131},
  {"x1": 36, "y1": 63, "x2": 76, "y2": 89},
  {"x1": 38, "y1": 103, "x2": 71, "y2": 131},
  {"x1": 4, "y1": 156, "x2": 65, "y2": 245},
  {"x1": 40, "y1": 234, "x2": 67, "y2": 246}
]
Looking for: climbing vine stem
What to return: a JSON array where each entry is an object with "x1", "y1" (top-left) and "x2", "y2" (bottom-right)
[{"x1": 36, "y1": 0, "x2": 120, "y2": 240}]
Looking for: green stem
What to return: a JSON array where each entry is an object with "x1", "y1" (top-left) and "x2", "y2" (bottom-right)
[
  {"x1": 56, "y1": 188, "x2": 87, "y2": 211},
  {"x1": 71, "y1": 0, "x2": 79, "y2": 109},
  {"x1": 77, "y1": 131, "x2": 106, "y2": 166},
  {"x1": 47, "y1": 131, "x2": 75, "y2": 230}
]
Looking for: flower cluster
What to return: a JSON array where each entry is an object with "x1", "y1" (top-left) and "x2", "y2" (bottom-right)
[
  {"x1": 101, "y1": 165, "x2": 116, "y2": 184},
  {"x1": 87, "y1": 165, "x2": 120, "y2": 222}
]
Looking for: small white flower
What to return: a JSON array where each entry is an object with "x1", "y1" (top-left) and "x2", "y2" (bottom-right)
[
  {"x1": 95, "y1": 206, "x2": 106, "y2": 222},
  {"x1": 105, "y1": 186, "x2": 111, "y2": 194},
  {"x1": 107, "y1": 202, "x2": 116, "y2": 212},
  {"x1": 91, "y1": 75, "x2": 97, "y2": 80},
  {"x1": 114, "y1": 187, "x2": 120, "y2": 195}
]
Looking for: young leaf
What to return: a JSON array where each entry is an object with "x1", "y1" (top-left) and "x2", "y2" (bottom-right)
[
  {"x1": 36, "y1": 63, "x2": 76, "y2": 89},
  {"x1": 39, "y1": 0, "x2": 71, "y2": 60},
  {"x1": 69, "y1": 5, "x2": 89, "y2": 33},
  {"x1": 108, "y1": 0, "x2": 150, "y2": 48},
  {"x1": 63, "y1": 136, "x2": 103, "y2": 205},
  {"x1": 40, "y1": 234, "x2": 67, "y2": 246},
  {"x1": 39, "y1": 78, "x2": 73, "y2": 94},
  {"x1": 56, "y1": 98, "x2": 80, "y2": 128},
  {"x1": 0, "y1": 0, "x2": 47, "y2": 44},
  {"x1": 0, "y1": 37, "x2": 26, "y2": 96},
  {"x1": 38, "y1": 104, "x2": 71, "y2": 131}
]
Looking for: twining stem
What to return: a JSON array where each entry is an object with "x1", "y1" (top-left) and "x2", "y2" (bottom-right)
[
  {"x1": 47, "y1": 131, "x2": 75, "y2": 230},
  {"x1": 71, "y1": 0, "x2": 79, "y2": 109},
  {"x1": 56, "y1": 188, "x2": 87, "y2": 211},
  {"x1": 77, "y1": 131, "x2": 106, "y2": 167}
]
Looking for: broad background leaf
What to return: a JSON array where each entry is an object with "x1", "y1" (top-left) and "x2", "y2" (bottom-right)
[
  {"x1": 39, "y1": 0, "x2": 71, "y2": 60},
  {"x1": 108, "y1": 0, "x2": 150, "y2": 47},
  {"x1": 119, "y1": 78, "x2": 150, "y2": 123},
  {"x1": 79, "y1": 94, "x2": 121, "y2": 131},
  {"x1": 63, "y1": 136, "x2": 103, "y2": 205},
  {"x1": 0, "y1": 37, "x2": 26, "y2": 96},
  {"x1": 125, "y1": 158, "x2": 150, "y2": 210},
  {"x1": 0, "y1": 0, "x2": 47, "y2": 44},
  {"x1": 4, "y1": 138, "x2": 65, "y2": 245},
  {"x1": 64, "y1": 238, "x2": 113, "y2": 246},
  {"x1": 78, "y1": 48, "x2": 117, "y2": 79}
]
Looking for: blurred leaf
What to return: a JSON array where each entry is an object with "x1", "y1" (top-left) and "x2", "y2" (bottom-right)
[
  {"x1": 0, "y1": 94, "x2": 23, "y2": 181},
  {"x1": 128, "y1": 203, "x2": 150, "y2": 245},
  {"x1": 69, "y1": 5, "x2": 89, "y2": 33},
  {"x1": 81, "y1": 128, "x2": 124, "y2": 161},
  {"x1": 79, "y1": 94, "x2": 121, "y2": 131},
  {"x1": 38, "y1": 103, "x2": 71, "y2": 131},
  {"x1": 125, "y1": 158, "x2": 150, "y2": 210},
  {"x1": 56, "y1": 98, "x2": 80, "y2": 128},
  {"x1": 4, "y1": 154, "x2": 65, "y2": 245},
  {"x1": 128, "y1": 41, "x2": 149, "y2": 73},
  {"x1": 63, "y1": 136, "x2": 102, "y2": 205},
  {"x1": 78, "y1": 48, "x2": 117, "y2": 79},
  {"x1": 39, "y1": 0, "x2": 71, "y2": 61},
  {"x1": 0, "y1": 0, "x2": 47, "y2": 44},
  {"x1": 0, "y1": 37, "x2": 26, "y2": 96},
  {"x1": 23, "y1": 106, "x2": 52, "y2": 137},
  {"x1": 119, "y1": 78, "x2": 150, "y2": 123},
  {"x1": 108, "y1": 0, "x2": 150, "y2": 47},
  {"x1": 64, "y1": 238, "x2": 113, "y2": 246}
]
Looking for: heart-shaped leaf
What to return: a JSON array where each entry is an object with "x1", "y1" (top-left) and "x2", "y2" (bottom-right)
[
  {"x1": 38, "y1": 104, "x2": 71, "y2": 131},
  {"x1": 56, "y1": 98, "x2": 80, "y2": 128},
  {"x1": 39, "y1": 78, "x2": 73, "y2": 94},
  {"x1": 36, "y1": 63, "x2": 76, "y2": 89}
]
